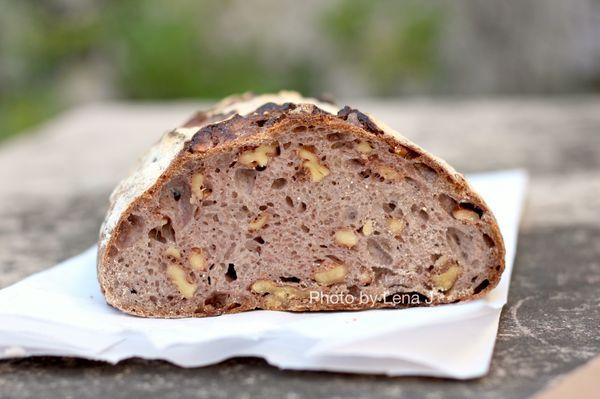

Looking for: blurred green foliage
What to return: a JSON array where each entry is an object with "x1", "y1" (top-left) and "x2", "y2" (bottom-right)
[
  {"x1": 0, "y1": 0, "x2": 442, "y2": 141},
  {"x1": 323, "y1": 0, "x2": 441, "y2": 94}
]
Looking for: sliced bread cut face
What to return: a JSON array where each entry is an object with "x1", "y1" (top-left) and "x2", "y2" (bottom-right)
[{"x1": 98, "y1": 92, "x2": 505, "y2": 318}]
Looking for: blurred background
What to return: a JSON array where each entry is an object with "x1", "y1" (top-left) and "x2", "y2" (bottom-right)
[{"x1": 1, "y1": 0, "x2": 600, "y2": 142}]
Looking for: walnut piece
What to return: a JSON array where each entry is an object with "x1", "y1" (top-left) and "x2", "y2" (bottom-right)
[
  {"x1": 452, "y1": 208, "x2": 480, "y2": 222},
  {"x1": 334, "y1": 228, "x2": 358, "y2": 248},
  {"x1": 356, "y1": 141, "x2": 373, "y2": 154},
  {"x1": 387, "y1": 217, "x2": 405, "y2": 236},
  {"x1": 377, "y1": 165, "x2": 402, "y2": 181},
  {"x1": 250, "y1": 280, "x2": 308, "y2": 307},
  {"x1": 394, "y1": 146, "x2": 413, "y2": 158},
  {"x1": 166, "y1": 264, "x2": 197, "y2": 298},
  {"x1": 432, "y1": 265, "x2": 461, "y2": 291},
  {"x1": 239, "y1": 143, "x2": 278, "y2": 168},
  {"x1": 358, "y1": 269, "x2": 374, "y2": 285},
  {"x1": 250, "y1": 280, "x2": 277, "y2": 294},
  {"x1": 248, "y1": 213, "x2": 269, "y2": 231},
  {"x1": 190, "y1": 172, "x2": 208, "y2": 201},
  {"x1": 163, "y1": 245, "x2": 181, "y2": 260},
  {"x1": 362, "y1": 219, "x2": 374, "y2": 236},
  {"x1": 314, "y1": 264, "x2": 347, "y2": 286},
  {"x1": 298, "y1": 147, "x2": 330, "y2": 182},
  {"x1": 188, "y1": 248, "x2": 207, "y2": 271}
]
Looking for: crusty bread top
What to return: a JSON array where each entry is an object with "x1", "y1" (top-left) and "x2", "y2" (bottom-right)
[{"x1": 99, "y1": 91, "x2": 493, "y2": 256}]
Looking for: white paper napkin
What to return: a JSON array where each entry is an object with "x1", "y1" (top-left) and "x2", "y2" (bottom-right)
[{"x1": 0, "y1": 170, "x2": 527, "y2": 378}]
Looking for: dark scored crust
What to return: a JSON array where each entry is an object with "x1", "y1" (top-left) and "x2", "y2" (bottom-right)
[{"x1": 97, "y1": 92, "x2": 505, "y2": 318}]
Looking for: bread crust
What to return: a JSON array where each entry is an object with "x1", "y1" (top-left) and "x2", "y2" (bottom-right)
[{"x1": 98, "y1": 91, "x2": 505, "y2": 317}]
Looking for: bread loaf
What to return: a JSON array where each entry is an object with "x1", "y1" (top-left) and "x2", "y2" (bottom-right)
[{"x1": 97, "y1": 92, "x2": 505, "y2": 318}]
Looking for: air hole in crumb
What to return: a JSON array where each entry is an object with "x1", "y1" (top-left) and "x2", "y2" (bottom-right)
[
  {"x1": 347, "y1": 285, "x2": 361, "y2": 297},
  {"x1": 130, "y1": 288, "x2": 137, "y2": 294},
  {"x1": 204, "y1": 292, "x2": 229, "y2": 309},
  {"x1": 483, "y1": 233, "x2": 495, "y2": 248},
  {"x1": 446, "y1": 227, "x2": 463, "y2": 249},
  {"x1": 244, "y1": 240, "x2": 260, "y2": 252},
  {"x1": 225, "y1": 264, "x2": 237, "y2": 282},
  {"x1": 359, "y1": 169, "x2": 371, "y2": 179},
  {"x1": 397, "y1": 146, "x2": 419, "y2": 159},
  {"x1": 418, "y1": 209, "x2": 429, "y2": 221},
  {"x1": 473, "y1": 279, "x2": 490, "y2": 294},
  {"x1": 259, "y1": 205, "x2": 268, "y2": 211},
  {"x1": 459, "y1": 202, "x2": 485, "y2": 217},
  {"x1": 301, "y1": 225, "x2": 310, "y2": 233},
  {"x1": 285, "y1": 196, "x2": 294, "y2": 207},
  {"x1": 171, "y1": 188, "x2": 181, "y2": 201},
  {"x1": 405, "y1": 176, "x2": 421, "y2": 191},
  {"x1": 148, "y1": 218, "x2": 175, "y2": 243},
  {"x1": 438, "y1": 194, "x2": 458, "y2": 214},
  {"x1": 325, "y1": 254, "x2": 343, "y2": 263},
  {"x1": 271, "y1": 178, "x2": 287, "y2": 189},
  {"x1": 299, "y1": 202, "x2": 307, "y2": 212},
  {"x1": 117, "y1": 214, "x2": 145, "y2": 248},
  {"x1": 280, "y1": 276, "x2": 301, "y2": 283},
  {"x1": 326, "y1": 133, "x2": 343, "y2": 141},
  {"x1": 345, "y1": 209, "x2": 357, "y2": 221},
  {"x1": 383, "y1": 202, "x2": 396, "y2": 213},
  {"x1": 331, "y1": 142, "x2": 345, "y2": 149},
  {"x1": 234, "y1": 168, "x2": 258, "y2": 195},
  {"x1": 414, "y1": 162, "x2": 437, "y2": 181},
  {"x1": 367, "y1": 239, "x2": 393, "y2": 265},
  {"x1": 293, "y1": 126, "x2": 307, "y2": 133},
  {"x1": 372, "y1": 266, "x2": 396, "y2": 282},
  {"x1": 254, "y1": 236, "x2": 265, "y2": 244}
]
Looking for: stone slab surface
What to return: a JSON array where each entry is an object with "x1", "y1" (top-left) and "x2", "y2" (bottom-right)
[{"x1": 0, "y1": 98, "x2": 598, "y2": 398}]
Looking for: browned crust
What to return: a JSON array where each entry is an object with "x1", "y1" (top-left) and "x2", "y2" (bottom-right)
[{"x1": 98, "y1": 96, "x2": 505, "y2": 318}]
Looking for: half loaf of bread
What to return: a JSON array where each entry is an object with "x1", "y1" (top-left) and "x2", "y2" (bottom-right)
[{"x1": 98, "y1": 92, "x2": 505, "y2": 318}]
